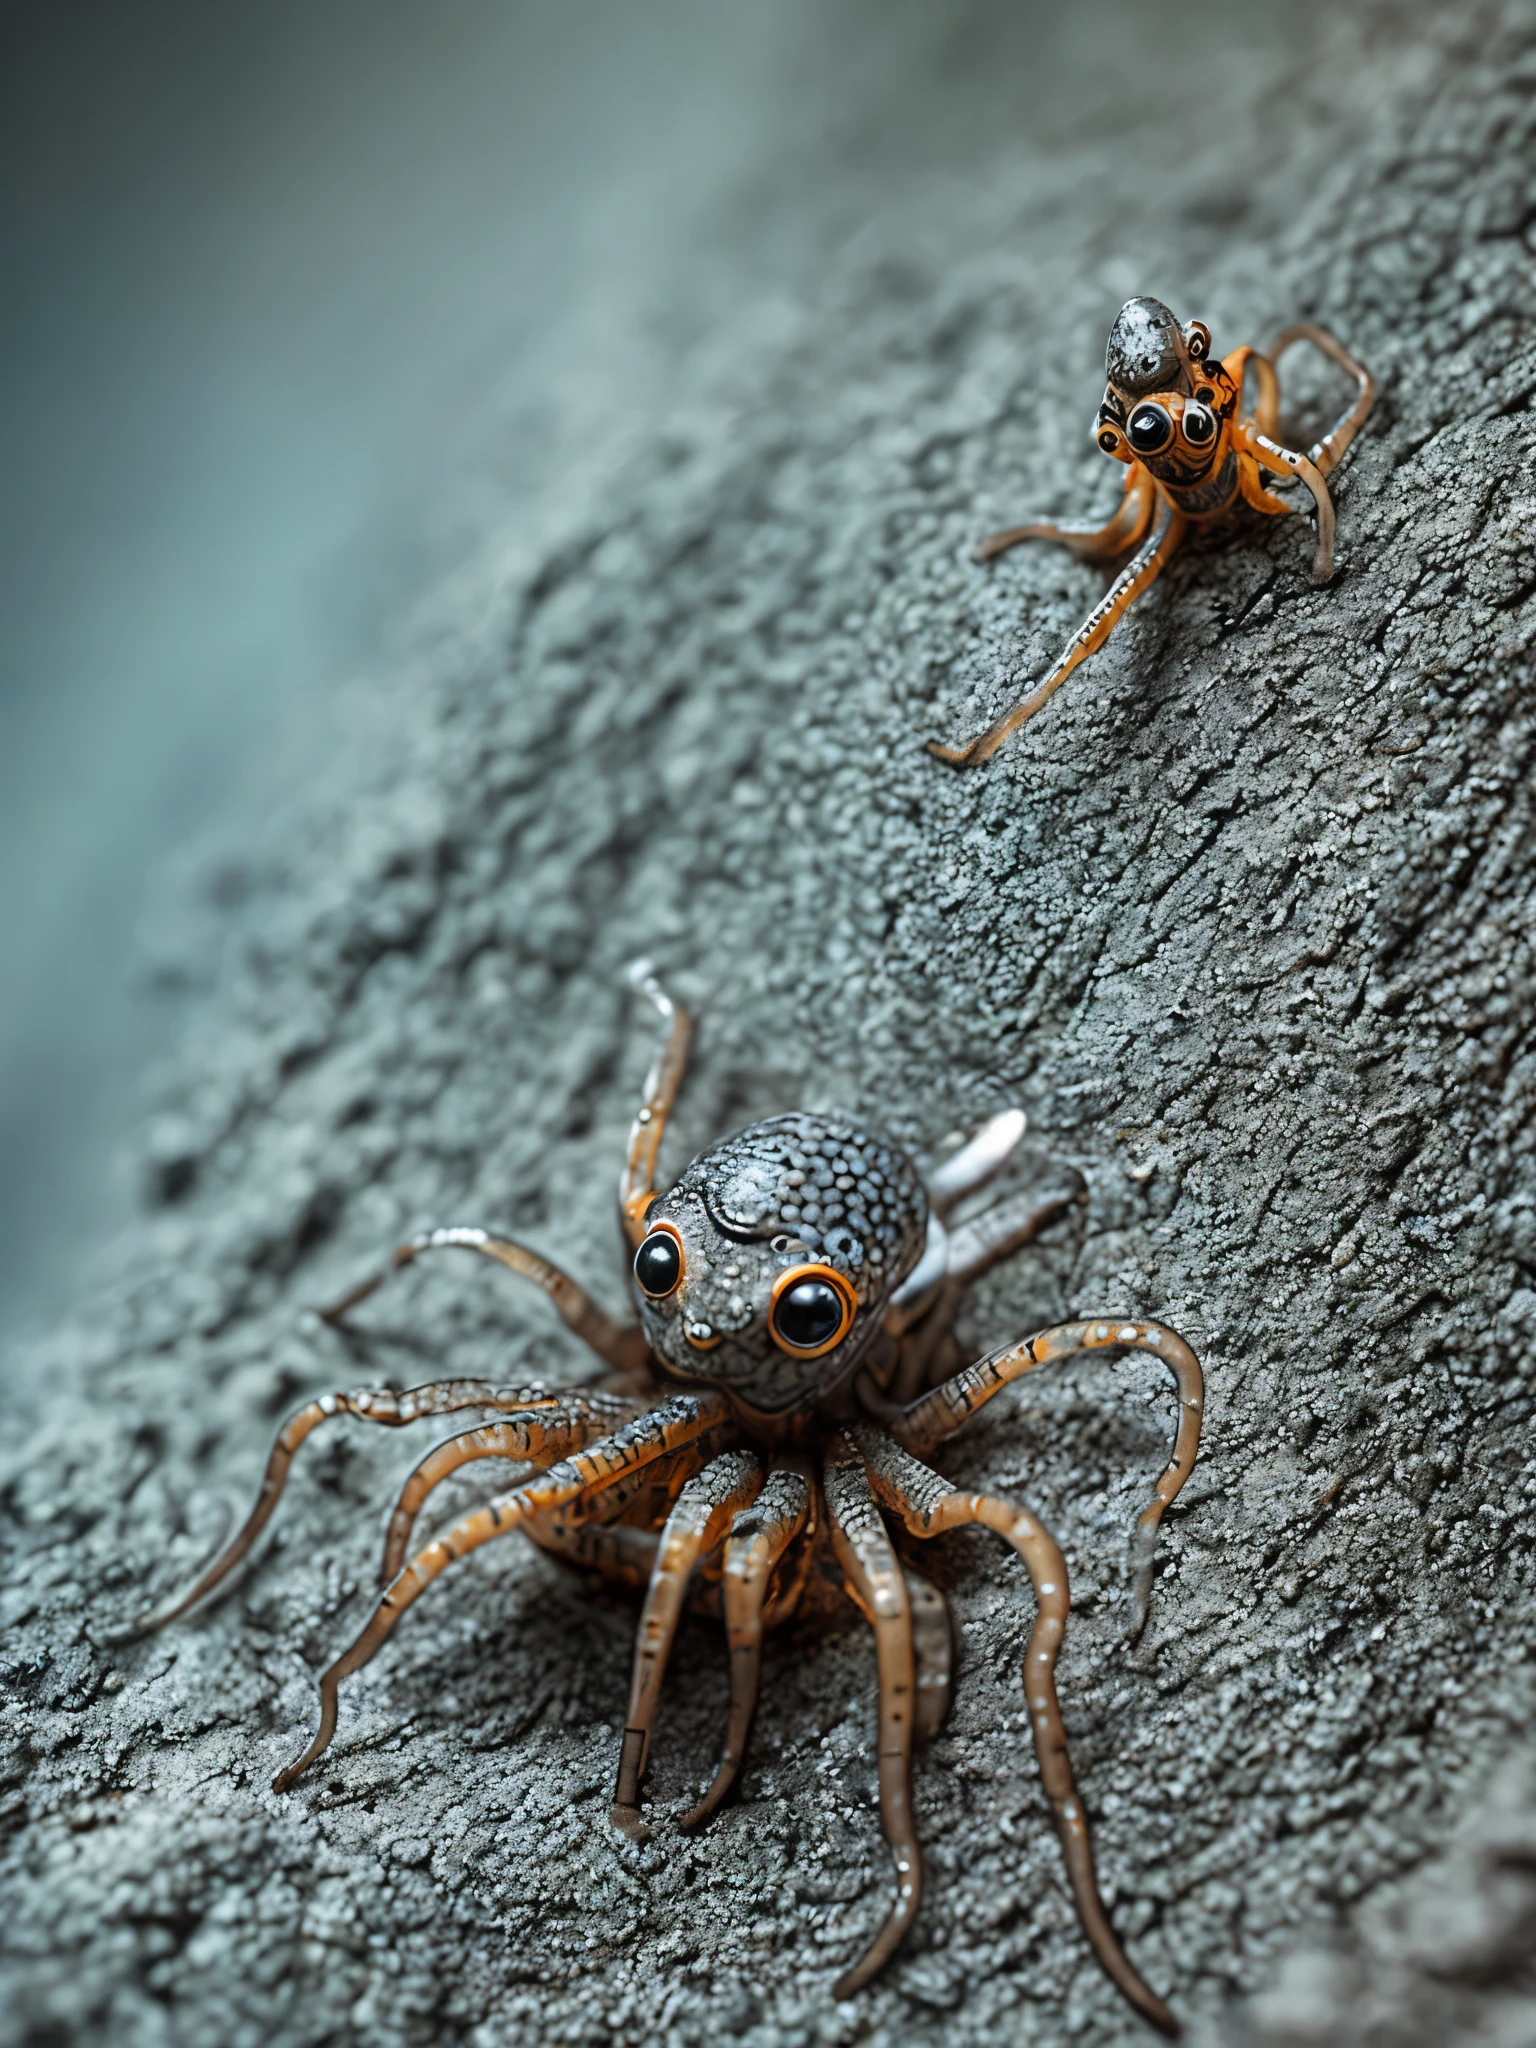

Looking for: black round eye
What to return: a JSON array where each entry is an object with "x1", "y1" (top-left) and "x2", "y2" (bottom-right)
[
  {"x1": 1097, "y1": 428, "x2": 1120, "y2": 454},
  {"x1": 1185, "y1": 323, "x2": 1210, "y2": 360},
  {"x1": 1182, "y1": 403, "x2": 1216, "y2": 446},
  {"x1": 1127, "y1": 404, "x2": 1173, "y2": 454},
  {"x1": 634, "y1": 1230, "x2": 682, "y2": 1299},
  {"x1": 772, "y1": 1277, "x2": 847, "y2": 1352}
]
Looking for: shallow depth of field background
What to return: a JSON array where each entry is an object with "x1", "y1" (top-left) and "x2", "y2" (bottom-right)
[{"x1": 0, "y1": 0, "x2": 1339, "y2": 1349}]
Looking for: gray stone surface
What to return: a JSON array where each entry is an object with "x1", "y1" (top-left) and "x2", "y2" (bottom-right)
[{"x1": 4, "y1": 5, "x2": 1536, "y2": 2045}]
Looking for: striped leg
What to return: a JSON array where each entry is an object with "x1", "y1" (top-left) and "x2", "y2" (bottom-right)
[
  {"x1": 610, "y1": 1449, "x2": 764, "y2": 1840},
  {"x1": 679, "y1": 1462, "x2": 814, "y2": 1831},
  {"x1": 929, "y1": 509, "x2": 1187, "y2": 766},
  {"x1": 1243, "y1": 424, "x2": 1336, "y2": 584},
  {"x1": 140, "y1": 1379, "x2": 567, "y2": 1631},
  {"x1": 974, "y1": 463, "x2": 1156, "y2": 564},
  {"x1": 378, "y1": 1392, "x2": 641, "y2": 1583},
  {"x1": 824, "y1": 1437, "x2": 921, "y2": 2000},
  {"x1": 318, "y1": 1227, "x2": 647, "y2": 1376},
  {"x1": 852, "y1": 1426, "x2": 1178, "y2": 2039},
  {"x1": 896, "y1": 1318, "x2": 1203, "y2": 1642},
  {"x1": 271, "y1": 1391, "x2": 729, "y2": 1792}
]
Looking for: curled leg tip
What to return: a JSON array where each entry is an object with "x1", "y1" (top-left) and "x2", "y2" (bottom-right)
[{"x1": 925, "y1": 738, "x2": 977, "y2": 769}]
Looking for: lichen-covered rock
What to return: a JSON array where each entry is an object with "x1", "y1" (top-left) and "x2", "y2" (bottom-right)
[{"x1": 4, "y1": 5, "x2": 1535, "y2": 2045}]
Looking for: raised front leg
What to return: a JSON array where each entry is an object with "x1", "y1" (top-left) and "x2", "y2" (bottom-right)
[
  {"x1": 1269, "y1": 321, "x2": 1375, "y2": 477},
  {"x1": 974, "y1": 462, "x2": 1156, "y2": 564},
  {"x1": 621, "y1": 960, "x2": 693, "y2": 1245},
  {"x1": 929, "y1": 509, "x2": 1187, "y2": 766}
]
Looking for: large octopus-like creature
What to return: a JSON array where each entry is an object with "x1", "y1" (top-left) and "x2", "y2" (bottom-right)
[{"x1": 144, "y1": 968, "x2": 1204, "y2": 2034}]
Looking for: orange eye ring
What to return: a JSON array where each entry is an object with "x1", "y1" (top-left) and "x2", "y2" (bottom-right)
[
  {"x1": 768, "y1": 1262, "x2": 857, "y2": 1359},
  {"x1": 1095, "y1": 423, "x2": 1125, "y2": 457},
  {"x1": 633, "y1": 1221, "x2": 685, "y2": 1300}
]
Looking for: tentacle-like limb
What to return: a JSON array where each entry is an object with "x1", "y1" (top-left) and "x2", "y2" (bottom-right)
[
  {"x1": 318, "y1": 1227, "x2": 648, "y2": 1376},
  {"x1": 852, "y1": 1426, "x2": 1179, "y2": 2039},
  {"x1": 1243, "y1": 424, "x2": 1335, "y2": 584},
  {"x1": 1269, "y1": 321, "x2": 1375, "y2": 478},
  {"x1": 272, "y1": 1390, "x2": 729, "y2": 1792},
  {"x1": 1236, "y1": 449, "x2": 1295, "y2": 518},
  {"x1": 896, "y1": 1317, "x2": 1203, "y2": 1641},
  {"x1": 610, "y1": 1448, "x2": 764, "y2": 1839},
  {"x1": 621, "y1": 960, "x2": 693, "y2": 1246},
  {"x1": 904, "y1": 1566, "x2": 953, "y2": 1741},
  {"x1": 929, "y1": 509, "x2": 1187, "y2": 767},
  {"x1": 138, "y1": 1379, "x2": 567, "y2": 1631},
  {"x1": 823, "y1": 1437, "x2": 920, "y2": 2000},
  {"x1": 1221, "y1": 344, "x2": 1281, "y2": 439},
  {"x1": 379, "y1": 1392, "x2": 642, "y2": 1584},
  {"x1": 973, "y1": 462, "x2": 1156, "y2": 564},
  {"x1": 678, "y1": 1461, "x2": 814, "y2": 1831}
]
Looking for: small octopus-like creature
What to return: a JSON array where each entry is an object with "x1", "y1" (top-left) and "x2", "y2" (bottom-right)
[
  {"x1": 143, "y1": 968, "x2": 1204, "y2": 2034},
  {"x1": 930, "y1": 294, "x2": 1375, "y2": 765}
]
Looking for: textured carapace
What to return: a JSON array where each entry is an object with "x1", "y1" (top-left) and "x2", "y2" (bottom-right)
[
  {"x1": 634, "y1": 1112, "x2": 928, "y2": 1417},
  {"x1": 930, "y1": 295, "x2": 1375, "y2": 765},
  {"x1": 137, "y1": 966, "x2": 1205, "y2": 2037}
]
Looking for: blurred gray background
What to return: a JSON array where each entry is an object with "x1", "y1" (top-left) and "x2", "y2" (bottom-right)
[{"x1": 0, "y1": 0, "x2": 1332, "y2": 1347}]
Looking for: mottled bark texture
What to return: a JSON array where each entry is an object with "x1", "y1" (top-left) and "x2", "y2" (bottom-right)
[{"x1": 4, "y1": 8, "x2": 1536, "y2": 2047}]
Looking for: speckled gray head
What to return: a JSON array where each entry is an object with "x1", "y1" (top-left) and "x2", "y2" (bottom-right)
[
  {"x1": 1106, "y1": 296, "x2": 1189, "y2": 397},
  {"x1": 630, "y1": 1111, "x2": 928, "y2": 1420}
]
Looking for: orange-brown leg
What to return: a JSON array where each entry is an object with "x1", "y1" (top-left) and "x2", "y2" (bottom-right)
[
  {"x1": 823, "y1": 1436, "x2": 920, "y2": 2000},
  {"x1": 896, "y1": 1317, "x2": 1203, "y2": 1642},
  {"x1": 378, "y1": 1392, "x2": 643, "y2": 1584},
  {"x1": 137, "y1": 1378, "x2": 571, "y2": 1631},
  {"x1": 853, "y1": 1425, "x2": 1179, "y2": 2039},
  {"x1": 271, "y1": 1389, "x2": 729, "y2": 1791},
  {"x1": 610, "y1": 1448, "x2": 764, "y2": 1839},
  {"x1": 1237, "y1": 448, "x2": 1294, "y2": 518},
  {"x1": 929, "y1": 509, "x2": 1187, "y2": 767},
  {"x1": 522, "y1": 1515, "x2": 659, "y2": 1591},
  {"x1": 1243, "y1": 424, "x2": 1336, "y2": 584},
  {"x1": 679, "y1": 1461, "x2": 814, "y2": 1831},
  {"x1": 1268, "y1": 322, "x2": 1375, "y2": 477},
  {"x1": 621, "y1": 960, "x2": 693, "y2": 1245},
  {"x1": 1223, "y1": 344, "x2": 1281, "y2": 440},
  {"x1": 974, "y1": 462, "x2": 1155, "y2": 564},
  {"x1": 318, "y1": 1226, "x2": 648, "y2": 1376}
]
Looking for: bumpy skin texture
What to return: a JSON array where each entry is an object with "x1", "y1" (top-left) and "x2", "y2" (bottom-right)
[
  {"x1": 3, "y1": 6, "x2": 1536, "y2": 2048},
  {"x1": 1105, "y1": 299, "x2": 1188, "y2": 400},
  {"x1": 637, "y1": 1113, "x2": 928, "y2": 1410}
]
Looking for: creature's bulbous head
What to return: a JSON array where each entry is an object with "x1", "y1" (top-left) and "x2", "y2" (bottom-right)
[
  {"x1": 630, "y1": 1112, "x2": 928, "y2": 1420},
  {"x1": 1094, "y1": 298, "x2": 1224, "y2": 486}
]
